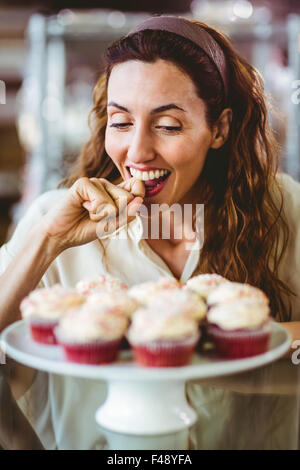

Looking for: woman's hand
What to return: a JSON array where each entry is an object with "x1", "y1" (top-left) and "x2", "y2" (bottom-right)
[{"x1": 39, "y1": 177, "x2": 145, "y2": 254}]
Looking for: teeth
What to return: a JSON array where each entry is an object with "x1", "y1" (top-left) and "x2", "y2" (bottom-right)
[{"x1": 129, "y1": 167, "x2": 169, "y2": 181}]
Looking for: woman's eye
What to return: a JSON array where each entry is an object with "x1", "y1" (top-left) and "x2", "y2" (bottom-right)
[
  {"x1": 109, "y1": 123, "x2": 132, "y2": 128},
  {"x1": 109, "y1": 123, "x2": 182, "y2": 133},
  {"x1": 155, "y1": 125, "x2": 182, "y2": 132}
]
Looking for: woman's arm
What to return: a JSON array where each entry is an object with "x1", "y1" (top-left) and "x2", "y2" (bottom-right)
[
  {"x1": 0, "y1": 176, "x2": 144, "y2": 400},
  {"x1": 0, "y1": 225, "x2": 59, "y2": 332},
  {"x1": 0, "y1": 225, "x2": 61, "y2": 399}
]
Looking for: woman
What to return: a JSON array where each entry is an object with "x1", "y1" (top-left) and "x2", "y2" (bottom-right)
[{"x1": 0, "y1": 16, "x2": 299, "y2": 449}]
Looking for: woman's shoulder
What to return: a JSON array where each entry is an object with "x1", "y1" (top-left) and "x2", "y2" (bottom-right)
[
  {"x1": 274, "y1": 172, "x2": 300, "y2": 224},
  {"x1": 275, "y1": 172, "x2": 300, "y2": 200},
  {"x1": 1, "y1": 189, "x2": 68, "y2": 260},
  {"x1": 12, "y1": 188, "x2": 68, "y2": 228},
  {"x1": 273, "y1": 173, "x2": 300, "y2": 321},
  {"x1": 26, "y1": 188, "x2": 68, "y2": 215}
]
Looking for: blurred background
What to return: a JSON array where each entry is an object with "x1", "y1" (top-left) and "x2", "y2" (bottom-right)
[{"x1": 0, "y1": 0, "x2": 300, "y2": 245}]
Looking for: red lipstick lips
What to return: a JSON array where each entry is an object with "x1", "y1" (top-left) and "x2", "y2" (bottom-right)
[{"x1": 144, "y1": 173, "x2": 170, "y2": 197}]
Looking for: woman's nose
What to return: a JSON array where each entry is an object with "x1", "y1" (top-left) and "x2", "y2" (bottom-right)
[{"x1": 126, "y1": 125, "x2": 156, "y2": 164}]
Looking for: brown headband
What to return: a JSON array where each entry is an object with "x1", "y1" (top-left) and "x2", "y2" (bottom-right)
[{"x1": 127, "y1": 16, "x2": 229, "y2": 102}]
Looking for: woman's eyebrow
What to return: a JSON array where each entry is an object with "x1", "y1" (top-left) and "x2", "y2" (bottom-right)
[{"x1": 107, "y1": 101, "x2": 186, "y2": 114}]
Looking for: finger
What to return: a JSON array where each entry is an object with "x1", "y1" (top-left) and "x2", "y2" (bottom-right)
[
  {"x1": 74, "y1": 217, "x2": 101, "y2": 244},
  {"x1": 89, "y1": 204, "x2": 116, "y2": 222},
  {"x1": 118, "y1": 178, "x2": 145, "y2": 198},
  {"x1": 95, "y1": 214, "x2": 119, "y2": 239},
  {"x1": 118, "y1": 179, "x2": 133, "y2": 192},
  {"x1": 85, "y1": 178, "x2": 118, "y2": 221},
  {"x1": 95, "y1": 197, "x2": 144, "y2": 239},
  {"x1": 114, "y1": 196, "x2": 144, "y2": 230},
  {"x1": 71, "y1": 177, "x2": 117, "y2": 220},
  {"x1": 97, "y1": 178, "x2": 135, "y2": 213},
  {"x1": 126, "y1": 197, "x2": 144, "y2": 217}
]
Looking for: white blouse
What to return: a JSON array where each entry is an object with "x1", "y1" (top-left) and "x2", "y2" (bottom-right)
[{"x1": 0, "y1": 172, "x2": 300, "y2": 450}]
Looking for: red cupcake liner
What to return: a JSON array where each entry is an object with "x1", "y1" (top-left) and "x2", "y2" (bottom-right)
[
  {"x1": 206, "y1": 321, "x2": 271, "y2": 359},
  {"x1": 29, "y1": 321, "x2": 58, "y2": 345},
  {"x1": 131, "y1": 334, "x2": 199, "y2": 368},
  {"x1": 57, "y1": 337, "x2": 122, "y2": 364}
]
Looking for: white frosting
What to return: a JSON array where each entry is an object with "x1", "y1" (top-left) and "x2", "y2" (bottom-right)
[
  {"x1": 20, "y1": 284, "x2": 85, "y2": 321},
  {"x1": 128, "y1": 277, "x2": 182, "y2": 304},
  {"x1": 206, "y1": 282, "x2": 269, "y2": 307},
  {"x1": 76, "y1": 275, "x2": 128, "y2": 296},
  {"x1": 146, "y1": 289, "x2": 207, "y2": 321},
  {"x1": 86, "y1": 291, "x2": 140, "y2": 318},
  {"x1": 207, "y1": 298, "x2": 270, "y2": 330},
  {"x1": 56, "y1": 303, "x2": 128, "y2": 342},
  {"x1": 127, "y1": 306, "x2": 199, "y2": 343},
  {"x1": 185, "y1": 273, "x2": 230, "y2": 299}
]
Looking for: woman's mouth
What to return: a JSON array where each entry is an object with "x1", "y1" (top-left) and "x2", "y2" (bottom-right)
[{"x1": 127, "y1": 167, "x2": 171, "y2": 197}]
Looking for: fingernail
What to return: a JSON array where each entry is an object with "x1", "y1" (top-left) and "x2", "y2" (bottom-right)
[{"x1": 132, "y1": 180, "x2": 144, "y2": 196}]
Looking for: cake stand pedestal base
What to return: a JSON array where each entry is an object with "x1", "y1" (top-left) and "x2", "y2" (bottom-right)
[
  {"x1": 95, "y1": 379, "x2": 197, "y2": 450},
  {"x1": 101, "y1": 428, "x2": 190, "y2": 450}
]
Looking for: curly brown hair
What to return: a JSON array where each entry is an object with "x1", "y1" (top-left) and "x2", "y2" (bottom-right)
[{"x1": 60, "y1": 20, "x2": 295, "y2": 321}]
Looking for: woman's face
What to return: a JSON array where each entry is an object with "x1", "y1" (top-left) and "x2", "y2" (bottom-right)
[{"x1": 105, "y1": 59, "x2": 214, "y2": 206}]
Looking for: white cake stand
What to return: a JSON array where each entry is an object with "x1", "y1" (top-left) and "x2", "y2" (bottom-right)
[{"x1": 0, "y1": 320, "x2": 291, "y2": 450}]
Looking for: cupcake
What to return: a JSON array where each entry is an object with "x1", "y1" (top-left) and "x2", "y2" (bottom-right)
[
  {"x1": 128, "y1": 277, "x2": 182, "y2": 305},
  {"x1": 127, "y1": 304, "x2": 200, "y2": 367},
  {"x1": 76, "y1": 274, "x2": 128, "y2": 296},
  {"x1": 86, "y1": 291, "x2": 140, "y2": 319},
  {"x1": 20, "y1": 285, "x2": 85, "y2": 345},
  {"x1": 145, "y1": 289, "x2": 207, "y2": 322},
  {"x1": 55, "y1": 303, "x2": 129, "y2": 364},
  {"x1": 185, "y1": 273, "x2": 230, "y2": 301},
  {"x1": 206, "y1": 298, "x2": 271, "y2": 359},
  {"x1": 206, "y1": 282, "x2": 269, "y2": 308}
]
